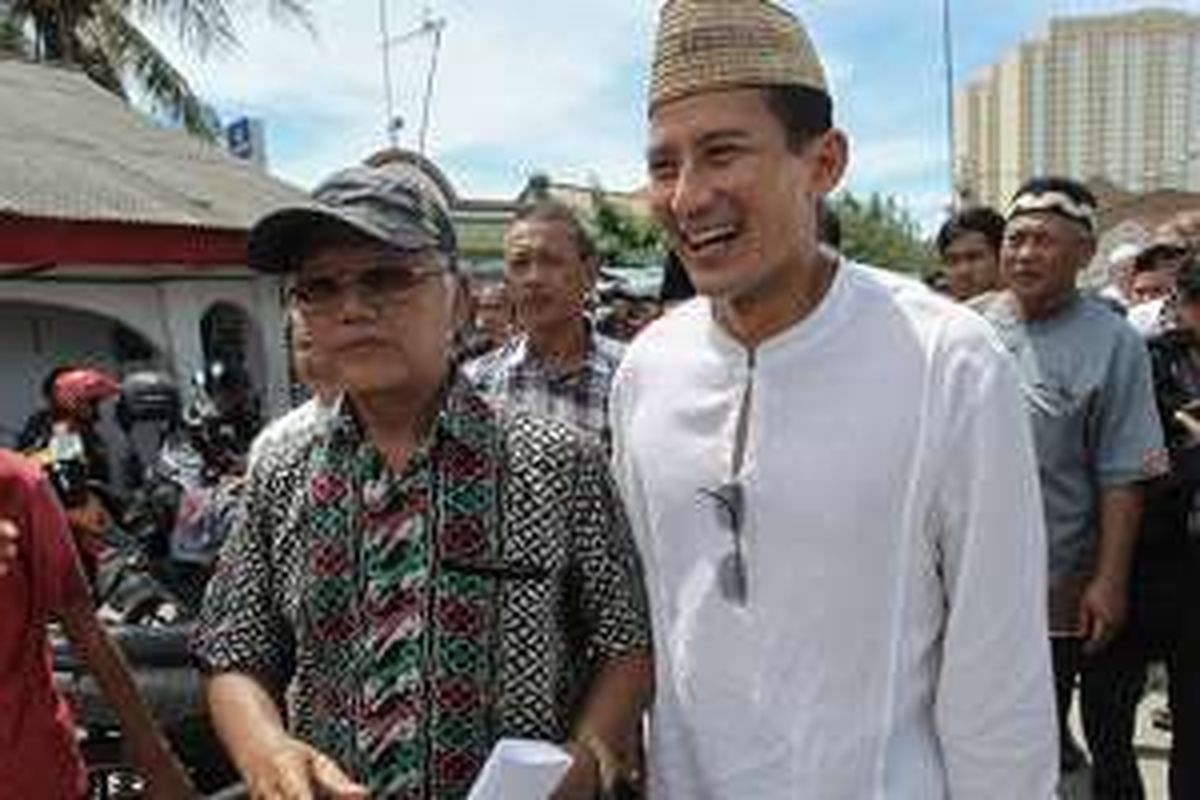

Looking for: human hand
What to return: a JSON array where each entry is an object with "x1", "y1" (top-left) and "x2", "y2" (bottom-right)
[
  {"x1": 550, "y1": 742, "x2": 600, "y2": 800},
  {"x1": 241, "y1": 735, "x2": 368, "y2": 800},
  {"x1": 0, "y1": 518, "x2": 17, "y2": 576},
  {"x1": 1078, "y1": 576, "x2": 1128, "y2": 654}
]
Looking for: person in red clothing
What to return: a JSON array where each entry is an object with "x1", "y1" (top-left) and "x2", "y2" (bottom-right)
[{"x1": 0, "y1": 448, "x2": 194, "y2": 799}]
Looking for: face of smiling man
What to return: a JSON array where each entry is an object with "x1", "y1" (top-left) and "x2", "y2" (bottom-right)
[{"x1": 646, "y1": 87, "x2": 846, "y2": 311}]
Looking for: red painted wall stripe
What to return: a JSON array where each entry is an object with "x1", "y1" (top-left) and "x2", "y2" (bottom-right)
[{"x1": 0, "y1": 217, "x2": 248, "y2": 266}]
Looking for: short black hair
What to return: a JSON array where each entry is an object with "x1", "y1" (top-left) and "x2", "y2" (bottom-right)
[
  {"x1": 42, "y1": 364, "x2": 79, "y2": 404},
  {"x1": 1174, "y1": 256, "x2": 1200, "y2": 302},
  {"x1": 762, "y1": 85, "x2": 833, "y2": 153},
  {"x1": 510, "y1": 199, "x2": 596, "y2": 263},
  {"x1": 1135, "y1": 242, "x2": 1192, "y2": 273},
  {"x1": 1133, "y1": 251, "x2": 1165, "y2": 275},
  {"x1": 936, "y1": 206, "x2": 1006, "y2": 256}
]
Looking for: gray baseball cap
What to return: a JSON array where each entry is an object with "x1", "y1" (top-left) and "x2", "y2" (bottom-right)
[{"x1": 247, "y1": 162, "x2": 458, "y2": 273}]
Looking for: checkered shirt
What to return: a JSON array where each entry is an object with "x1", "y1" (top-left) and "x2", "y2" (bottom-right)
[{"x1": 463, "y1": 328, "x2": 624, "y2": 449}]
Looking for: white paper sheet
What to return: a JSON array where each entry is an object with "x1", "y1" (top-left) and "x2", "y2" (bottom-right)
[{"x1": 466, "y1": 738, "x2": 574, "y2": 800}]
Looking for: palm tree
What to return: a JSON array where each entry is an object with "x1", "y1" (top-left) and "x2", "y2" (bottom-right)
[{"x1": 3, "y1": 1, "x2": 312, "y2": 139}]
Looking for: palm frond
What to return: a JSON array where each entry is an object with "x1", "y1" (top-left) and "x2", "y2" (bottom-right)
[
  {"x1": 88, "y1": 4, "x2": 221, "y2": 139},
  {"x1": 74, "y1": 36, "x2": 130, "y2": 98},
  {"x1": 265, "y1": 0, "x2": 315, "y2": 37},
  {"x1": 9, "y1": 0, "x2": 317, "y2": 141},
  {"x1": 118, "y1": 0, "x2": 238, "y2": 56}
]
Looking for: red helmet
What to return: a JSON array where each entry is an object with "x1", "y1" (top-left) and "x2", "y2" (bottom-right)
[{"x1": 53, "y1": 368, "x2": 121, "y2": 414}]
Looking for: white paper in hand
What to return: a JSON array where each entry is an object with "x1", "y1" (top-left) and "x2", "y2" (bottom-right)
[{"x1": 467, "y1": 738, "x2": 574, "y2": 800}]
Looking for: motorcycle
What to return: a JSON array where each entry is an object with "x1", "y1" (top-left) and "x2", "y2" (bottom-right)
[{"x1": 41, "y1": 371, "x2": 252, "y2": 797}]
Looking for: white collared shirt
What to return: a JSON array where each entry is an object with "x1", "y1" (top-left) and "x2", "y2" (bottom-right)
[{"x1": 611, "y1": 262, "x2": 1057, "y2": 799}]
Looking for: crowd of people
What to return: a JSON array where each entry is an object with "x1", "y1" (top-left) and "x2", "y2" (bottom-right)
[
  {"x1": 932, "y1": 192, "x2": 1200, "y2": 798},
  {"x1": 1, "y1": 0, "x2": 1199, "y2": 798}
]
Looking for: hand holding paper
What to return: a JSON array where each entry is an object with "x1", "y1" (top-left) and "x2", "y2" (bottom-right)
[{"x1": 467, "y1": 738, "x2": 574, "y2": 800}]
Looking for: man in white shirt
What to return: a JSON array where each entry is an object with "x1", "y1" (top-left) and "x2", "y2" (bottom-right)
[{"x1": 611, "y1": 1, "x2": 1058, "y2": 796}]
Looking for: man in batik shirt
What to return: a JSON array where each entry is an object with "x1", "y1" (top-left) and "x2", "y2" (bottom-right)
[{"x1": 192, "y1": 161, "x2": 652, "y2": 800}]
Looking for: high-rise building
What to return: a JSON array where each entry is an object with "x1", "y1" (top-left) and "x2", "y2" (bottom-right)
[{"x1": 954, "y1": 9, "x2": 1200, "y2": 210}]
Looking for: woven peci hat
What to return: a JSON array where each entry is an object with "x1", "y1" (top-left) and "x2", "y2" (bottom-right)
[{"x1": 650, "y1": 0, "x2": 828, "y2": 112}]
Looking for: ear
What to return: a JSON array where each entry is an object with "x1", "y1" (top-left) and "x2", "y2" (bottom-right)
[
  {"x1": 1081, "y1": 234, "x2": 1098, "y2": 265},
  {"x1": 1073, "y1": 229, "x2": 1098, "y2": 270},
  {"x1": 583, "y1": 252, "x2": 600, "y2": 289},
  {"x1": 445, "y1": 274, "x2": 469, "y2": 327},
  {"x1": 810, "y1": 129, "x2": 849, "y2": 195}
]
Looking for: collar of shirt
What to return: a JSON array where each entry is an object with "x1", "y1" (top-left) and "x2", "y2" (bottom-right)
[{"x1": 499, "y1": 322, "x2": 623, "y2": 384}]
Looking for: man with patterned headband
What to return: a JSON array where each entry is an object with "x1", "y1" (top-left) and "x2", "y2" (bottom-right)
[
  {"x1": 611, "y1": 1, "x2": 1056, "y2": 796},
  {"x1": 974, "y1": 176, "x2": 1165, "y2": 783},
  {"x1": 192, "y1": 160, "x2": 652, "y2": 799}
]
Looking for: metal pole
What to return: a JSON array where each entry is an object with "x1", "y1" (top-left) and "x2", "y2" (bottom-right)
[
  {"x1": 379, "y1": 0, "x2": 398, "y2": 147},
  {"x1": 942, "y1": 0, "x2": 957, "y2": 208},
  {"x1": 418, "y1": 19, "x2": 445, "y2": 156}
]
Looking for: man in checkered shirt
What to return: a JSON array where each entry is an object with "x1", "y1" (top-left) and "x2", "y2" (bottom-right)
[{"x1": 464, "y1": 200, "x2": 624, "y2": 450}]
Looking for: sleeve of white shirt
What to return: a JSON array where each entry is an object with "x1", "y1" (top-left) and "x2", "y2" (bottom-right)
[{"x1": 931, "y1": 314, "x2": 1058, "y2": 798}]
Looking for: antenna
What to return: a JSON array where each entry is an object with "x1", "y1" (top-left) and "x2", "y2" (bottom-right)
[
  {"x1": 418, "y1": 12, "x2": 447, "y2": 156},
  {"x1": 381, "y1": 5, "x2": 448, "y2": 155},
  {"x1": 378, "y1": 0, "x2": 399, "y2": 147}
]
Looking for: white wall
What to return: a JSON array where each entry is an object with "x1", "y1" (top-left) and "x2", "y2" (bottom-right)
[
  {"x1": 0, "y1": 273, "x2": 290, "y2": 448},
  {"x1": 164, "y1": 278, "x2": 289, "y2": 414}
]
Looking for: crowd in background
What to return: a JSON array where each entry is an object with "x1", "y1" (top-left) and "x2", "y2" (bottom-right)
[{"x1": 930, "y1": 199, "x2": 1200, "y2": 798}]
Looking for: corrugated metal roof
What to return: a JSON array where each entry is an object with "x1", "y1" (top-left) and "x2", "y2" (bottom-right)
[{"x1": 0, "y1": 58, "x2": 308, "y2": 230}]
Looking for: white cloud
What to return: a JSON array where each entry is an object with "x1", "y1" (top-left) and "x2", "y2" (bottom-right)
[
  {"x1": 138, "y1": 0, "x2": 1197, "y2": 219},
  {"x1": 899, "y1": 189, "x2": 957, "y2": 236},
  {"x1": 146, "y1": 1, "x2": 656, "y2": 194},
  {"x1": 142, "y1": 1, "x2": 879, "y2": 197}
]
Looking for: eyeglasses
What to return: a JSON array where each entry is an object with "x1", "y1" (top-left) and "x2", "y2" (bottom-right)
[
  {"x1": 698, "y1": 481, "x2": 747, "y2": 605},
  {"x1": 289, "y1": 250, "x2": 449, "y2": 313}
]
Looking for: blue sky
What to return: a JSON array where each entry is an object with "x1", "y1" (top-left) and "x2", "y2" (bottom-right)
[{"x1": 151, "y1": 0, "x2": 1198, "y2": 233}]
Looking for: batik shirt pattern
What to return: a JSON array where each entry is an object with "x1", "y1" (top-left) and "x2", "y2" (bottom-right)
[{"x1": 192, "y1": 379, "x2": 649, "y2": 798}]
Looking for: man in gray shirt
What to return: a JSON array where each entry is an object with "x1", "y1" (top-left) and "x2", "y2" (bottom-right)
[{"x1": 975, "y1": 176, "x2": 1165, "y2": 778}]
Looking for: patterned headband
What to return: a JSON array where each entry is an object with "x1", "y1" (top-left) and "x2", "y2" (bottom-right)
[{"x1": 1006, "y1": 190, "x2": 1097, "y2": 233}]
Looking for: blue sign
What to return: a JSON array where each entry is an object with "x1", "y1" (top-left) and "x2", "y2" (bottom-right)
[{"x1": 227, "y1": 118, "x2": 255, "y2": 160}]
